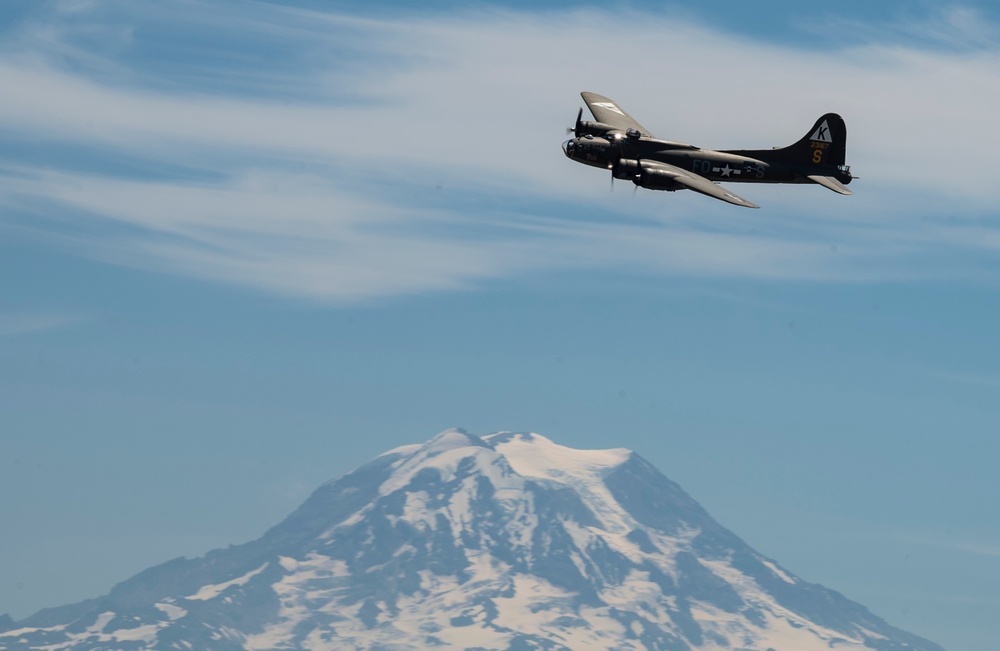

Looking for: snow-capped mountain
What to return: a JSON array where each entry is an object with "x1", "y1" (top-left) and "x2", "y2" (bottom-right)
[{"x1": 1, "y1": 429, "x2": 944, "y2": 650}]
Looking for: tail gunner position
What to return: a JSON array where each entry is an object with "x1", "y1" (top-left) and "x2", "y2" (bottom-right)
[{"x1": 562, "y1": 92, "x2": 856, "y2": 208}]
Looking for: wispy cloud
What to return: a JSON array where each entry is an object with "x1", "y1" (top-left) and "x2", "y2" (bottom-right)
[
  {"x1": 0, "y1": 312, "x2": 87, "y2": 337},
  {"x1": 815, "y1": 5, "x2": 1000, "y2": 51},
  {"x1": 924, "y1": 368, "x2": 1000, "y2": 391},
  {"x1": 897, "y1": 531, "x2": 1000, "y2": 559},
  {"x1": 947, "y1": 541, "x2": 1000, "y2": 558},
  {"x1": 2, "y1": 2, "x2": 1000, "y2": 301}
]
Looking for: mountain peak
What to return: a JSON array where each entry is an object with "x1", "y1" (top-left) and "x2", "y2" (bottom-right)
[
  {"x1": 377, "y1": 427, "x2": 500, "y2": 496},
  {"x1": 1, "y1": 429, "x2": 945, "y2": 651},
  {"x1": 486, "y1": 430, "x2": 632, "y2": 484},
  {"x1": 425, "y1": 426, "x2": 484, "y2": 449}
]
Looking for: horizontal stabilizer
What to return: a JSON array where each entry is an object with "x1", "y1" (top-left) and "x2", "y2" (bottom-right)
[{"x1": 807, "y1": 175, "x2": 853, "y2": 195}]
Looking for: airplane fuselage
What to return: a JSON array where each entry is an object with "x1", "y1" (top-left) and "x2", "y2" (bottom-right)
[
  {"x1": 563, "y1": 135, "x2": 852, "y2": 187},
  {"x1": 562, "y1": 92, "x2": 854, "y2": 207}
]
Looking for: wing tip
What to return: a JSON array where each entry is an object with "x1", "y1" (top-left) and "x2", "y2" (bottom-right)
[{"x1": 722, "y1": 191, "x2": 760, "y2": 209}]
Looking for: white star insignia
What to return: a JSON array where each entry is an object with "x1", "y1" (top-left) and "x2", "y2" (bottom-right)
[{"x1": 592, "y1": 102, "x2": 625, "y2": 116}]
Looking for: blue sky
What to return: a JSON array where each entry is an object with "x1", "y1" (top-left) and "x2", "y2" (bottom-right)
[{"x1": 2, "y1": 1, "x2": 999, "y2": 649}]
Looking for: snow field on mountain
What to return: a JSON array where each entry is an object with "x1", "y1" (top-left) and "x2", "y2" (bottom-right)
[
  {"x1": 153, "y1": 601, "x2": 187, "y2": 620},
  {"x1": 758, "y1": 558, "x2": 796, "y2": 585},
  {"x1": 245, "y1": 554, "x2": 352, "y2": 650},
  {"x1": 490, "y1": 575, "x2": 645, "y2": 650},
  {"x1": 695, "y1": 556, "x2": 870, "y2": 650},
  {"x1": 380, "y1": 430, "x2": 515, "y2": 496},
  {"x1": 489, "y1": 432, "x2": 635, "y2": 534},
  {"x1": 254, "y1": 552, "x2": 519, "y2": 649},
  {"x1": 186, "y1": 562, "x2": 269, "y2": 600},
  {"x1": 8, "y1": 611, "x2": 162, "y2": 650}
]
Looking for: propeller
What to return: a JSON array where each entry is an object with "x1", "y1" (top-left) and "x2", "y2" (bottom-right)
[{"x1": 566, "y1": 107, "x2": 583, "y2": 137}]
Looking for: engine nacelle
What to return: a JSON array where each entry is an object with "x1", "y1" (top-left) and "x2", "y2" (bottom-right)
[
  {"x1": 612, "y1": 160, "x2": 682, "y2": 191},
  {"x1": 636, "y1": 167, "x2": 682, "y2": 191},
  {"x1": 612, "y1": 158, "x2": 640, "y2": 180},
  {"x1": 576, "y1": 120, "x2": 618, "y2": 137}
]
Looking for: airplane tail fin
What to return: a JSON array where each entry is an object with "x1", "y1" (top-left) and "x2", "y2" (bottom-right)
[{"x1": 773, "y1": 113, "x2": 848, "y2": 168}]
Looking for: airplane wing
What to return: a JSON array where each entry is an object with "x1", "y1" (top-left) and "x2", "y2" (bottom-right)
[
  {"x1": 581, "y1": 92, "x2": 654, "y2": 137},
  {"x1": 642, "y1": 160, "x2": 760, "y2": 209}
]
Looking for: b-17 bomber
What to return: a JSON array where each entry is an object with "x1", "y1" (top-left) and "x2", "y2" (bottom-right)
[{"x1": 563, "y1": 91, "x2": 856, "y2": 209}]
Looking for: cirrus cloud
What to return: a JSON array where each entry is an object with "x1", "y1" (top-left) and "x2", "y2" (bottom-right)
[{"x1": 2, "y1": 2, "x2": 999, "y2": 301}]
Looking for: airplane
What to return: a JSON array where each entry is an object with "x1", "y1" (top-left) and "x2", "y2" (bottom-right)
[{"x1": 562, "y1": 91, "x2": 856, "y2": 209}]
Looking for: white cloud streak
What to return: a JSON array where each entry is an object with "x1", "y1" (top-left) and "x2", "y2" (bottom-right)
[
  {"x1": 0, "y1": 312, "x2": 87, "y2": 337},
  {"x1": 1, "y1": 2, "x2": 999, "y2": 300},
  {"x1": 925, "y1": 368, "x2": 1000, "y2": 391},
  {"x1": 892, "y1": 528, "x2": 1000, "y2": 559}
]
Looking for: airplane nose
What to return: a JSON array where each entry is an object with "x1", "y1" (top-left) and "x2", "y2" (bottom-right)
[{"x1": 562, "y1": 139, "x2": 573, "y2": 157}]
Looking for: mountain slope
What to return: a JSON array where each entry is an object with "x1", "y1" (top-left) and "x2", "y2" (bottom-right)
[{"x1": 0, "y1": 429, "x2": 945, "y2": 651}]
